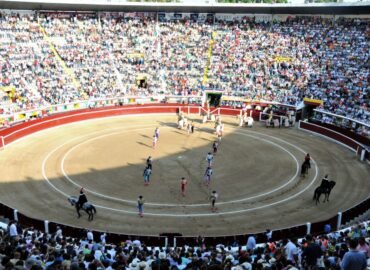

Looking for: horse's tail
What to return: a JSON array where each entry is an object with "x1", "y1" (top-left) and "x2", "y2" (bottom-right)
[
  {"x1": 92, "y1": 205, "x2": 97, "y2": 214},
  {"x1": 313, "y1": 187, "x2": 319, "y2": 200}
]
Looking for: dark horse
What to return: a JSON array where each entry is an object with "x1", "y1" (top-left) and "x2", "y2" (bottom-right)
[
  {"x1": 68, "y1": 196, "x2": 97, "y2": 221},
  {"x1": 300, "y1": 160, "x2": 310, "y2": 177},
  {"x1": 313, "y1": 180, "x2": 336, "y2": 205}
]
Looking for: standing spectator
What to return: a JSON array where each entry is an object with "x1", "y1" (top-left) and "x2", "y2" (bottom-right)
[
  {"x1": 55, "y1": 226, "x2": 62, "y2": 240},
  {"x1": 324, "y1": 223, "x2": 332, "y2": 234},
  {"x1": 8, "y1": 221, "x2": 18, "y2": 239},
  {"x1": 265, "y1": 229, "x2": 273, "y2": 241},
  {"x1": 302, "y1": 235, "x2": 322, "y2": 269},
  {"x1": 197, "y1": 235, "x2": 205, "y2": 250},
  {"x1": 100, "y1": 233, "x2": 106, "y2": 245},
  {"x1": 341, "y1": 238, "x2": 367, "y2": 270},
  {"x1": 87, "y1": 230, "x2": 94, "y2": 242},
  {"x1": 357, "y1": 237, "x2": 370, "y2": 258},
  {"x1": 246, "y1": 235, "x2": 256, "y2": 251},
  {"x1": 284, "y1": 238, "x2": 298, "y2": 265}
]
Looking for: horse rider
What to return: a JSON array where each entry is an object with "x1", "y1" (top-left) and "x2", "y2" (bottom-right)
[
  {"x1": 320, "y1": 175, "x2": 330, "y2": 189},
  {"x1": 304, "y1": 153, "x2": 311, "y2": 168},
  {"x1": 77, "y1": 188, "x2": 88, "y2": 209}
]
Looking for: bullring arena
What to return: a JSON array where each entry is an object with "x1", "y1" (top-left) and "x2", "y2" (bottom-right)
[{"x1": 0, "y1": 105, "x2": 369, "y2": 239}]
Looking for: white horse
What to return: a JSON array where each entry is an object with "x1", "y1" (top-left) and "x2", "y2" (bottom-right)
[
  {"x1": 178, "y1": 117, "x2": 188, "y2": 129},
  {"x1": 246, "y1": 117, "x2": 254, "y2": 127},
  {"x1": 202, "y1": 115, "x2": 208, "y2": 123},
  {"x1": 284, "y1": 117, "x2": 290, "y2": 127}
]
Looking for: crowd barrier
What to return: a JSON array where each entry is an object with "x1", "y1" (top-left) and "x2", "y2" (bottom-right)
[
  {"x1": 0, "y1": 104, "x2": 369, "y2": 246},
  {"x1": 309, "y1": 119, "x2": 370, "y2": 147},
  {"x1": 298, "y1": 120, "x2": 370, "y2": 163}
]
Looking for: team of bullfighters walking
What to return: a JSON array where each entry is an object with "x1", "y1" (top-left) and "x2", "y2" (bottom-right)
[
  {"x1": 75, "y1": 116, "x2": 330, "y2": 219},
  {"x1": 137, "y1": 119, "x2": 224, "y2": 216}
]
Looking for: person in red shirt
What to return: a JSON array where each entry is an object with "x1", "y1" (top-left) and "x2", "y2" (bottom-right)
[
  {"x1": 180, "y1": 177, "x2": 188, "y2": 197},
  {"x1": 305, "y1": 153, "x2": 311, "y2": 168}
]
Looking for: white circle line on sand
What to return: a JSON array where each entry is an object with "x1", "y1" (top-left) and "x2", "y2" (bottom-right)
[
  {"x1": 41, "y1": 124, "x2": 319, "y2": 217},
  {"x1": 58, "y1": 126, "x2": 171, "y2": 203},
  {"x1": 59, "y1": 129, "x2": 302, "y2": 207},
  {"x1": 41, "y1": 124, "x2": 158, "y2": 199}
]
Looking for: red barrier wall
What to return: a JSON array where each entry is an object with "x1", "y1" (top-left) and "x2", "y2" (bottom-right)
[
  {"x1": 299, "y1": 121, "x2": 361, "y2": 151},
  {"x1": 1, "y1": 104, "x2": 264, "y2": 147},
  {"x1": 299, "y1": 121, "x2": 370, "y2": 162},
  {"x1": 0, "y1": 104, "x2": 187, "y2": 146},
  {"x1": 310, "y1": 120, "x2": 370, "y2": 147}
]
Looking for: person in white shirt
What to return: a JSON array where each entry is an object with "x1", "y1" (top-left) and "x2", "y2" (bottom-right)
[
  {"x1": 87, "y1": 230, "x2": 94, "y2": 241},
  {"x1": 206, "y1": 153, "x2": 214, "y2": 167},
  {"x1": 133, "y1": 239, "x2": 141, "y2": 248},
  {"x1": 284, "y1": 239, "x2": 298, "y2": 264},
  {"x1": 94, "y1": 246, "x2": 103, "y2": 261},
  {"x1": 107, "y1": 245, "x2": 116, "y2": 259},
  {"x1": 9, "y1": 221, "x2": 18, "y2": 238},
  {"x1": 265, "y1": 229, "x2": 272, "y2": 241},
  {"x1": 55, "y1": 226, "x2": 63, "y2": 240},
  {"x1": 100, "y1": 233, "x2": 106, "y2": 244}
]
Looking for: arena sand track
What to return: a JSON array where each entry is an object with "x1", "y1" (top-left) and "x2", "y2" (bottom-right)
[{"x1": 0, "y1": 115, "x2": 369, "y2": 236}]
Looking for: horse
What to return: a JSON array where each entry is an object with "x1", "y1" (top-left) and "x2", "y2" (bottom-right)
[
  {"x1": 178, "y1": 119, "x2": 185, "y2": 129},
  {"x1": 246, "y1": 117, "x2": 254, "y2": 128},
  {"x1": 313, "y1": 180, "x2": 336, "y2": 205},
  {"x1": 300, "y1": 160, "x2": 310, "y2": 177},
  {"x1": 68, "y1": 196, "x2": 97, "y2": 221}
]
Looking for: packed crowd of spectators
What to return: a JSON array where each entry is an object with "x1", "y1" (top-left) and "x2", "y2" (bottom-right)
[
  {"x1": 311, "y1": 111, "x2": 370, "y2": 138},
  {"x1": 0, "y1": 220, "x2": 369, "y2": 270},
  {"x1": 0, "y1": 11, "x2": 368, "y2": 126},
  {"x1": 0, "y1": 12, "x2": 85, "y2": 114}
]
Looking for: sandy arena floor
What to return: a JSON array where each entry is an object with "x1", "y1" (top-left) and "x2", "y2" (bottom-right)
[{"x1": 0, "y1": 114, "x2": 369, "y2": 236}]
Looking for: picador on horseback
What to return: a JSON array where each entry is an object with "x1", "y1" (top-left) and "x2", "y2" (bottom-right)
[
  {"x1": 77, "y1": 188, "x2": 88, "y2": 210},
  {"x1": 313, "y1": 175, "x2": 336, "y2": 205},
  {"x1": 300, "y1": 153, "x2": 311, "y2": 177},
  {"x1": 68, "y1": 188, "x2": 97, "y2": 221}
]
